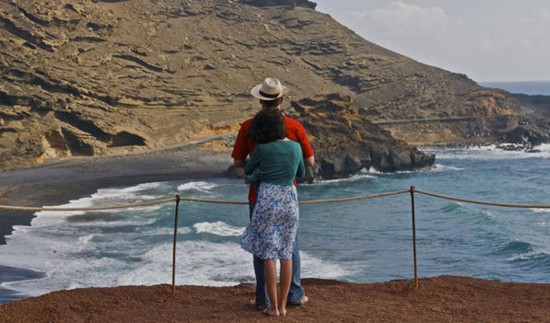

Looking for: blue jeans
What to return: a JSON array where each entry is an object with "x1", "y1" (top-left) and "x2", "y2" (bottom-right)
[{"x1": 249, "y1": 203, "x2": 305, "y2": 307}]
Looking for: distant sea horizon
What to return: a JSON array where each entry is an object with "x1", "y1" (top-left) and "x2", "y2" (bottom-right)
[{"x1": 480, "y1": 80, "x2": 550, "y2": 96}]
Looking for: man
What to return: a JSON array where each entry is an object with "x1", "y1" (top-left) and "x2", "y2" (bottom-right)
[{"x1": 232, "y1": 77, "x2": 314, "y2": 309}]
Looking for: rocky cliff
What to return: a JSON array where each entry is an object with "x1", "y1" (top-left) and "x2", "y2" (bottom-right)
[
  {"x1": 288, "y1": 94, "x2": 435, "y2": 178},
  {"x1": 1, "y1": 0, "x2": 548, "y2": 177}
]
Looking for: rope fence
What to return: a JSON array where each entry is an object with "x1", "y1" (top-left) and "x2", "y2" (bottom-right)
[
  {"x1": 0, "y1": 197, "x2": 178, "y2": 212},
  {"x1": 2, "y1": 187, "x2": 548, "y2": 211},
  {"x1": 0, "y1": 187, "x2": 549, "y2": 292},
  {"x1": 414, "y1": 189, "x2": 550, "y2": 209}
]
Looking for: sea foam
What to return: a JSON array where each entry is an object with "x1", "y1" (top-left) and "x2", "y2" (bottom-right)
[
  {"x1": 177, "y1": 181, "x2": 220, "y2": 193},
  {"x1": 193, "y1": 221, "x2": 245, "y2": 237}
]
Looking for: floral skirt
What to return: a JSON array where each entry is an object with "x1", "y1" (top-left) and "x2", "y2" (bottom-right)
[{"x1": 241, "y1": 182, "x2": 299, "y2": 260}]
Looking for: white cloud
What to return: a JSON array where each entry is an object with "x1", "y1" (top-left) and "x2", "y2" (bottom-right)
[
  {"x1": 518, "y1": 6, "x2": 550, "y2": 25},
  {"x1": 314, "y1": 0, "x2": 550, "y2": 81},
  {"x1": 353, "y1": 1, "x2": 449, "y2": 37},
  {"x1": 531, "y1": 6, "x2": 550, "y2": 23},
  {"x1": 503, "y1": 6, "x2": 550, "y2": 51}
]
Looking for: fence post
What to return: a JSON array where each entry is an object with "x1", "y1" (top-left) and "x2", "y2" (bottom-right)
[
  {"x1": 172, "y1": 195, "x2": 181, "y2": 295},
  {"x1": 409, "y1": 186, "x2": 419, "y2": 289}
]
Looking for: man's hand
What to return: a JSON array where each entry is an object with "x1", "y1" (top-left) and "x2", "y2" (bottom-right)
[
  {"x1": 233, "y1": 159, "x2": 246, "y2": 177},
  {"x1": 233, "y1": 158, "x2": 246, "y2": 167},
  {"x1": 233, "y1": 167, "x2": 245, "y2": 177},
  {"x1": 305, "y1": 155, "x2": 315, "y2": 167}
]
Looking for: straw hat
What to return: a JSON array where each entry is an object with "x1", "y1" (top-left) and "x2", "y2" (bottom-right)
[{"x1": 250, "y1": 77, "x2": 289, "y2": 100}]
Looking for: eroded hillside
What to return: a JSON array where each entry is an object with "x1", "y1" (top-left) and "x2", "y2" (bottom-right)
[{"x1": 0, "y1": 0, "x2": 547, "y2": 174}]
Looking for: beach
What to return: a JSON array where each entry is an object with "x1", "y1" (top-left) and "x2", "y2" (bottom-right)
[{"x1": 1, "y1": 145, "x2": 550, "y2": 321}]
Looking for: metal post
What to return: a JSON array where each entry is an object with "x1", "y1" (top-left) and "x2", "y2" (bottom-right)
[
  {"x1": 172, "y1": 195, "x2": 181, "y2": 295},
  {"x1": 409, "y1": 186, "x2": 419, "y2": 289}
]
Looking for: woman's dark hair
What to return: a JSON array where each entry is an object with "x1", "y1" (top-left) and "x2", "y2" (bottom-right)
[
  {"x1": 261, "y1": 97, "x2": 283, "y2": 108},
  {"x1": 249, "y1": 109, "x2": 286, "y2": 144}
]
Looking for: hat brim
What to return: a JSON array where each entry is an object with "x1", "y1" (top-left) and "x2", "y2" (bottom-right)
[{"x1": 250, "y1": 84, "x2": 289, "y2": 100}]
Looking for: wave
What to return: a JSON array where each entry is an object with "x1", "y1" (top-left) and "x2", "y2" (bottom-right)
[
  {"x1": 431, "y1": 164, "x2": 464, "y2": 172},
  {"x1": 87, "y1": 182, "x2": 167, "y2": 203},
  {"x1": 502, "y1": 240, "x2": 533, "y2": 254},
  {"x1": 143, "y1": 227, "x2": 192, "y2": 236},
  {"x1": 1, "y1": 239, "x2": 356, "y2": 298},
  {"x1": 531, "y1": 208, "x2": 550, "y2": 214},
  {"x1": 309, "y1": 170, "x2": 377, "y2": 186},
  {"x1": 193, "y1": 221, "x2": 244, "y2": 237},
  {"x1": 427, "y1": 144, "x2": 550, "y2": 160},
  {"x1": 177, "y1": 181, "x2": 220, "y2": 193},
  {"x1": 440, "y1": 202, "x2": 463, "y2": 213},
  {"x1": 500, "y1": 238, "x2": 549, "y2": 261},
  {"x1": 507, "y1": 249, "x2": 550, "y2": 273},
  {"x1": 102, "y1": 182, "x2": 166, "y2": 194},
  {"x1": 27, "y1": 182, "x2": 169, "y2": 228}
]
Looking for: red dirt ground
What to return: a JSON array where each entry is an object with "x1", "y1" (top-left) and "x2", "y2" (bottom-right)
[{"x1": 1, "y1": 276, "x2": 549, "y2": 322}]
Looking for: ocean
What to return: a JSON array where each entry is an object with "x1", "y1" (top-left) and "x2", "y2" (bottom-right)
[
  {"x1": 0, "y1": 82, "x2": 549, "y2": 304},
  {"x1": 480, "y1": 80, "x2": 550, "y2": 96}
]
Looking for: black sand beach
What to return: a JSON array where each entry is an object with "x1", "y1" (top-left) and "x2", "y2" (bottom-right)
[{"x1": 0, "y1": 143, "x2": 233, "y2": 237}]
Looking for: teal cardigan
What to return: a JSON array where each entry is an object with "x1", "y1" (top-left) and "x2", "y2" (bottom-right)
[{"x1": 244, "y1": 140, "x2": 306, "y2": 186}]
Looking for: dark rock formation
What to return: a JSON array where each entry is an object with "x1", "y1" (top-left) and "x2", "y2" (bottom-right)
[
  {"x1": 288, "y1": 94, "x2": 435, "y2": 179},
  {"x1": 503, "y1": 94, "x2": 550, "y2": 145}
]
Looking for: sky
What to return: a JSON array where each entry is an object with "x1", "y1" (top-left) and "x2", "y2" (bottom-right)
[{"x1": 313, "y1": 0, "x2": 550, "y2": 82}]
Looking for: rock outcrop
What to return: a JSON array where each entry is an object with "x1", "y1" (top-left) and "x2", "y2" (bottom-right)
[
  {"x1": 288, "y1": 94, "x2": 434, "y2": 178},
  {"x1": 0, "y1": 0, "x2": 548, "y2": 175}
]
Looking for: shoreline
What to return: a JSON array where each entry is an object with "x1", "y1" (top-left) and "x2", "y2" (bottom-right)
[
  {"x1": 0, "y1": 144, "x2": 233, "y2": 242},
  {"x1": 0, "y1": 145, "x2": 233, "y2": 304}
]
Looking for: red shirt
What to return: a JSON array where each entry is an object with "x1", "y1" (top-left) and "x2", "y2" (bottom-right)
[{"x1": 231, "y1": 115, "x2": 314, "y2": 203}]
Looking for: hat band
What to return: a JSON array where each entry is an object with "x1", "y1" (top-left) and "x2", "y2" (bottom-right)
[{"x1": 259, "y1": 90, "x2": 280, "y2": 99}]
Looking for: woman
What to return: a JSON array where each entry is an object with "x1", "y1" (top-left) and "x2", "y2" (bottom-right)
[{"x1": 240, "y1": 108, "x2": 306, "y2": 317}]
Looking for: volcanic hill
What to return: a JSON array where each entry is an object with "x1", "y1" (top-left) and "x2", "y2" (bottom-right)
[{"x1": 1, "y1": 0, "x2": 548, "y2": 177}]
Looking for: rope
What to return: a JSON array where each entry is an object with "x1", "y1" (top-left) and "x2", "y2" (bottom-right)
[
  {"x1": 0, "y1": 197, "x2": 177, "y2": 212},
  {"x1": 179, "y1": 197, "x2": 247, "y2": 205},
  {"x1": 299, "y1": 189, "x2": 409, "y2": 204},
  {"x1": 413, "y1": 189, "x2": 550, "y2": 209},
  {"x1": 0, "y1": 188, "x2": 548, "y2": 212},
  {"x1": 178, "y1": 189, "x2": 409, "y2": 206}
]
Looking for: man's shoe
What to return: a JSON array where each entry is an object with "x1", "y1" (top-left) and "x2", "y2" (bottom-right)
[
  {"x1": 248, "y1": 297, "x2": 268, "y2": 310},
  {"x1": 288, "y1": 295, "x2": 309, "y2": 306}
]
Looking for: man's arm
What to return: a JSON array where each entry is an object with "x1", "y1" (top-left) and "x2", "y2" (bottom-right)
[
  {"x1": 231, "y1": 120, "x2": 252, "y2": 177},
  {"x1": 289, "y1": 118, "x2": 314, "y2": 167}
]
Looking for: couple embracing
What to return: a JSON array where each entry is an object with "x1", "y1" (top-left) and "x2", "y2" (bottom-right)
[{"x1": 231, "y1": 78, "x2": 315, "y2": 317}]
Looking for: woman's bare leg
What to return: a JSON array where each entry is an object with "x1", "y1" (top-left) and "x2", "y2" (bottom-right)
[
  {"x1": 264, "y1": 259, "x2": 279, "y2": 316},
  {"x1": 278, "y1": 259, "x2": 292, "y2": 316}
]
